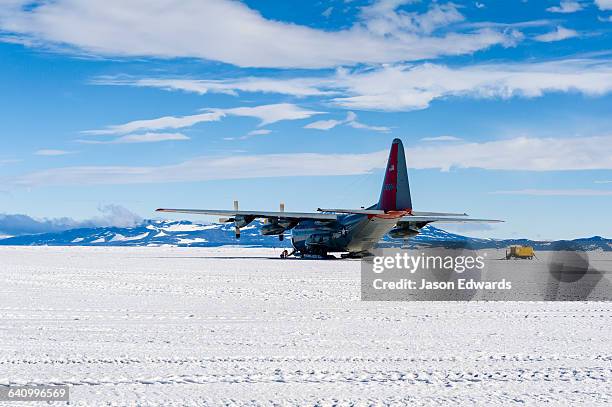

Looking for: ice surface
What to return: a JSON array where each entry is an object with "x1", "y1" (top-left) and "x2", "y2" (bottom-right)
[{"x1": 0, "y1": 247, "x2": 610, "y2": 406}]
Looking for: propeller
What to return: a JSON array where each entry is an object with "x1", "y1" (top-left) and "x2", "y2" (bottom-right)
[{"x1": 234, "y1": 200, "x2": 240, "y2": 239}]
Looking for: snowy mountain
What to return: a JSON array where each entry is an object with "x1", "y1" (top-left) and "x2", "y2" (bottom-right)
[
  {"x1": 0, "y1": 220, "x2": 285, "y2": 247},
  {"x1": 0, "y1": 219, "x2": 610, "y2": 251}
]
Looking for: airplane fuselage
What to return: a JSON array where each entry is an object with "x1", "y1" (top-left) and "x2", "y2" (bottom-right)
[{"x1": 291, "y1": 211, "x2": 405, "y2": 256}]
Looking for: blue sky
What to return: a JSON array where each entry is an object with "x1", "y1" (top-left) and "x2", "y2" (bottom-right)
[{"x1": 1, "y1": 0, "x2": 612, "y2": 239}]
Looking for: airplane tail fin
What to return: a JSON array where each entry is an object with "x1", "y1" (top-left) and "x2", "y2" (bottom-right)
[{"x1": 378, "y1": 138, "x2": 412, "y2": 211}]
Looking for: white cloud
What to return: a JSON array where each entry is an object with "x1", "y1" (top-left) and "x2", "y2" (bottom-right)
[
  {"x1": 93, "y1": 76, "x2": 331, "y2": 97},
  {"x1": 84, "y1": 104, "x2": 324, "y2": 136},
  {"x1": 34, "y1": 149, "x2": 75, "y2": 156},
  {"x1": 227, "y1": 104, "x2": 324, "y2": 126},
  {"x1": 89, "y1": 204, "x2": 143, "y2": 227},
  {"x1": 304, "y1": 119, "x2": 345, "y2": 130},
  {"x1": 466, "y1": 20, "x2": 555, "y2": 29},
  {"x1": 304, "y1": 111, "x2": 390, "y2": 132},
  {"x1": 546, "y1": 1, "x2": 583, "y2": 13},
  {"x1": 407, "y1": 135, "x2": 612, "y2": 171},
  {"x1": 101, "y1": 58, "x2": 612, "y2": 112},
  {"x1": 247, "y1": 129, "x2": 272, "y2": 137},
  {"x1": 78, "y1": 132, "x2": 190, "y2": 144},
  {"x1": 595, "y1": 0, "x2": 612, "y2": 10},
  {"x1": 9, "y1": 135, "x2": 612, "y2": 187},
  {"x1": 83, "y1": 111, "x2": 224, "y2": 136},
  {"x1": 0, "y1": 158, "x2": 21, "y2": 165},
  {"x1": 0, "y1": 204, "x2": 142, "y2": 235},
  {"x1": 361, "y1": 1, "x2": 464, "y2": 36},
  {"x1": 115, "y1": 133, "x2": 190, "y2": 144},
  {"x1": 534, "y1": 26, "x2": 578, "y2": 42},
  {"x1": 492, "y1": 189, "x2": 612, "y2": 196},
  {"x1": 420, "y1": 136, "x2": 463, "y2": 142},
  {"x1": 347, "y1": 120, "x2": 391, "y2": 132},
  {"x1": 224, "y1": 129, "x2": 273, "y2": 141},
  {"x1": 475, "y1": 2, "x2": 485, "y2": 9},
  {"x1": 330, "y1": 59, "x2": 612, "y2": 111},
  {"x1": 322, "y1": 6, "x2": 333, "y2": 18},
  {"x1": 10, "y1": 151, "x2": 389, "y2": 187},
  {"x1": 0, "y1": 0, "x2": 518, "y2": 68}
]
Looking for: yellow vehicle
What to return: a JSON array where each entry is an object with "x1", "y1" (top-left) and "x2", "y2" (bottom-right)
[{"x1": 506, "y1": 245, "x2": 535, "y2": 260}]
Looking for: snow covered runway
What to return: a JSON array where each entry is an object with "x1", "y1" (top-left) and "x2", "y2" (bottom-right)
[{"x1": 1, "y1": 247, "x2": 611, "y2": 405}]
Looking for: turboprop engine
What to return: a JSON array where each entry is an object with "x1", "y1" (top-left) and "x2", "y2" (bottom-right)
[
  {"x1": 261, "y1": 223, "x2": 286, "y2": 236},
  {"x1": 219, "y1": 201, "x2": 256, "y2": 239},
  {"x1": 234, "y1": 214, "x2": 255, "y2": 228},
  {"x1": 261, "y1": 203, "x2": 299, "y2": 241},
  {"x1": 224, "y1": 201, "x2": 296, "y2": 241},
  {"x1": 261, "y1": 218, "x2": 298, "y2": 241}
]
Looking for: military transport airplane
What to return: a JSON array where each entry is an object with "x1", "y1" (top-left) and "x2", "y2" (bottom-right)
[{"x1": 157, "y1": 138, "x2": 501, "y2": 258}]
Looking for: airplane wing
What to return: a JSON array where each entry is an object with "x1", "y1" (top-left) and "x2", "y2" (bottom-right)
[
  {"x1": 156, "y1": 208, "x2": 337, "y2": 221},
  {"x1": 398, "y1": 216, "x2": 503, "y2": 224},
  {"x1": 318, "y1": 208, "x2": 469, "y2": 217},
  {"x1": 410, "y1": 211, "x2": 468, "y2": 217}
]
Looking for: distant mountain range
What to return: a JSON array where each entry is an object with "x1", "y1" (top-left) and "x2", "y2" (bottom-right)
[{"x1": 0, "y1": 219, "x2": 610, "y2": 251}]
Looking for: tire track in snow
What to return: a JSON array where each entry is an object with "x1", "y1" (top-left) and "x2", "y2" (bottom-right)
[
  {"x1": 2, "y1": 366, "x2": 611, "y2": 387},
  {"x1": 1, "y1": 354, "x2": 611, "y2": 366}
]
